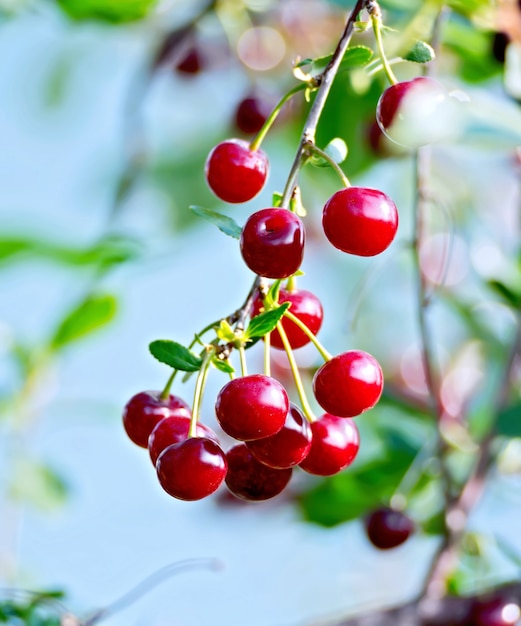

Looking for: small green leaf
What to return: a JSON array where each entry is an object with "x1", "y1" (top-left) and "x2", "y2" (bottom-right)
[
  {"x1": 339, "y1": 45, "x2": 374, "y2": 71},
  {"x1": 403, "y1": 40, "x2": 436, "y2": 64},
  {"x1": 421, "y1": 511, "x2": 446, "y2": 535},
  {"x1": 190, "y1": 206, "x2": 242, "y2": 239},
  {"x1": 487, "y1": 280, "x2": 521, "y2": 309},
  {"x1": 497, "y1": 404, "x2": 521, "y2": 438},
  {"x1": 51, "y1": 295, "x2": 117, "y2": 350},
  {"x1": 211, "y1": 356, "x2": 235, "y2": 374},
  {"x1": 149, "y1": 340, "x2": 203, "y2": 372},
  {"x1": 58, "y1": 0, "x2": 157, "y2": 23},
  {"x1": 245, "y1": 302, "x2": 290, "y2": 339},
  {"x1": 272, "y1": 192, "x2": 284, "y2": 207},
  {"x1": 216, "y1": 320, "x2": 236, "y2": 343}
]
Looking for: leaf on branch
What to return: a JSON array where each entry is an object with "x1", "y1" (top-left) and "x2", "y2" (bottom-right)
[
  {"x1": 272, "y1": 192, "x2": 283, "y2": 208},
  {"x1": 403, "y1": 40, "x2": 436, "y2": 64},
  {"x1": 58, "y1": 0, "x2": 157, "y2": 23},
  {"x1": 189, "y1": 206, "x2": 242, "y2": 239},
  {"x1": 294, "y1": 46, "x2": 373, "y2": 77},
  {"x1": 486, "y1": 279, "x2": 521, "y2": 309},
  {"x1": 216, "y1": 320, "x2": 237, "y2": 343},
  {"x1": 149, "y1": 340, "x2": 203, "y2": 372},
  {"x1": 244, "y1": 302, "x2": 290, "y2": 339},
  {"x1": 51, "y1": 294, "x2": 117, "y2": 350},
  {"x1": 211, "y1": 356, "x2": 235, "y2": 374},
  {"x1": 497, "y1": 403, "x2": 521, "y2": 438}
]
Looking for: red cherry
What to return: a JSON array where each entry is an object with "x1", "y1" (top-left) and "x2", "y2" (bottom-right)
[
  {"x1": 298, "y1": 414, "x2": 360, "y2": 476},
  {"x1": 471, "y1": 596, "x2": 521, "y2": 626},
  {"x1": 234, "y1": 94, "x2": 272, "y2": 134},
  {"x1": 247, "y1": 403, "x2": 312, "y2": 469},
  {"x1": 175, "y1": 47, "x2": 203, "y2": 75},
  {"x1": 148, "y1": 416, "x2": 219, "y2": 465},
  {"x1": 313, "y1": 350, "x2": 383, "y2": 418},
  {"x1": 205, "y1": 139, "x2": 269, "y2": 203},
  {"x1": 364, "y1": 507, "x2": 415, "y2": 550},
  {"x1": 322, "y1": 187, "x2": 398, "y2": 257},
  {"x1": 252, "y1": 288, "x2": 323, "y2": 349},
  {"x1": 225, "y1": 443, "x2": 292, "y2": 501},
  {"x1": 215, "y1": 374, "x2": 289, "y2": 441},
  {"x1": 156, "y1": 437, "x2": 227, "y2": 501},
  {"x1": 240, "y1": 208, "x2": 305, "y2": 278},
  {"x1": 122, "y1": 390, "x2": 191, "y2": 448}
]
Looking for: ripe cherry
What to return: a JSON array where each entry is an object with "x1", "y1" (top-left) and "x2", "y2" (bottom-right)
[
  {"x1": 247, "y1": 403, "x2": 312, "y2": 469},
  {"x1": 225, "y1": 443, "x2": 292, "y2": 501},
  {"x1": 252, "y1": 288, "x2": 323, "y2": 349},
  {"x1": 313, "y1": 350, "x2": 384, "y2": 418},
  {"x1": 122, "y1": 390, "x2": 191, "y2": 448},
  {"x1": 364, "y1": 507, "x2": 415, "y2": 550},
  {"x1": 156, "y1": 437, "x2": 227, "y2": 501},
  {"x1": 298, "y1": 413, "x2": 360, "y2": 476},
  {"x1": 205, "y1": 139, "x2": 269, "y2": 203},
  {"x1": 376, "y1": 77, "x2": 458, "y2": 148},
  {"x1": 234, "y1": 94, "x2": 272, "y2": 134},
  {"x1": 240, "y1": 208, "x2": 305, "y2": 278},
  {"x1": 322, "y1": 187, "x2": 398, "y2": 257},
  {"x1": 175, "y1": 46, "x2": 203, "y2": 75},
  {"x1": 470, "y1": 595, "x2": 521, "y2": 626},
  {"x1": 215, "y1": 374, "x2": 289, "y2": 441},
  {"x1": 148, "y1": 416, "x2": 219, "y2": 465}
]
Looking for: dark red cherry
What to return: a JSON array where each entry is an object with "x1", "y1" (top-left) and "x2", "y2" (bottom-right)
[
  {"x1": 122, "y1": 390, "x2": 191, "y2": 448},
  {"x1": 205, "y1": 139, "x2": 269, "y2": 203},
  {"x1": 247, "y1": 403, "x2": 312, "y2": 469},
  {"x1": 215, "y1": 374, "x2": 289, "y2": 441},
  {"x1": 364, "y1": 507, "x2": 415, "y2": 550},
  {"x1": 322, "y1": 187, "x2": 398, "y2": 257},
  {"x1": 156, "y1": 437, "x2": 227, "y2": 501},
  {"x1": 225, "y1": 443, "x2": 292, "y2": 501},
  {"x1": 175, "y1": 46, "x2": 203, "y2": 75},
  {"x1": 298, "y1": 414, "x2": 360, "y2": 476},
  {"x1": 234, "y1": 94, "x2": 272, "y2": 134},
  {"x1": 470, "y1": 595, "x2": 521, "y2": 626},
  {"x1": 313, "y1": 350, "x2": 384, "y2": 418},
  {"x1": 148, "y1": 416, "x2": 219, "y2": 465},
  {"x1": 240, "y1": 208, "x2": 305, "y2": 278},
  {"x1": 252, "y1": 288, "x2": 323, "y2": 349}
]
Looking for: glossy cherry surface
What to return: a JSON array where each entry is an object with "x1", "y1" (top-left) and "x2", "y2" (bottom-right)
[
  {"x1": 148, "y1": 416, "x2": 219, "y2": 465},
  {"x1": 225, "y1": 443, "x2": 292, "y2": 501},
  {"x1": 235, "y1": 94, "x2": 271, "y2": 134},
  {"x1": 470, "y1": 596, "x2": 521, "y2": 626},
  {"x1": 247, "y1": 403, "x2": 312, "y2": 469},
  {"x1": 156, "y1": 437, "x2": 227, "y2": 501},
  {"x1": 364, "y1": 507, "x2": 415, "y2": 550},
  {"x1": 298, "y1": 414, "x2": 360, "y2": 476},
  {"x1": 322, "y1": 187, "x2": 398, "y2": 257},
  {"x1": 215, "y1": 374, "x2": 289, "y2": 441},
  {"x1": 240, "y1": 208, "x2": 305, "y2": 278},
  {"x1": 313, "y1": 350, "x2": 384, "y2": 418},
  {"x1": 252, "y1": 288, "x2": 323, "y2": 350},
  {"x1": 122, "y1": 390, "x2": 191, "y2": 448},
  {"x1": 205, "y1": 139, "x2": 268, "y2": 203}
]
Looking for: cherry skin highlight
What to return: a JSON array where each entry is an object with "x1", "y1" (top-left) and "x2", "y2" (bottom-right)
[
  {"x1": 205, "y1": 138, "x2": 268, "y2": 203},
  {"x1": 322, "y1": 187, "x2": 398, "y2": 257},
  {"x1": 252, "y1": 288, "x2": 323, "y2": 350},
  {"x1": 240, "y1": 208, "x2": 305, "y2": 279},
  {"x1": 364, "y1": 507, "x2": 415, "y2": 550},
  {"x1": 156, "y1": 437, "x2": 227, "y2": 501},
  {"x1": 313, "y1": 350, "x2": 384, "y2": 418},
  {"x1": 470, "y1": 596, "x2": 521, "y2": 626},
  {"x1": 122, "y1": 390, "x2": 191, "y2": 448},
  {"x1": 299, "y1": 414, "x2": 360, "y2": 476},
  {"x1": 148, "y1": 416, "x2": 219, "y2": 465},
  {"x1": 215, "y1": 374, "x2": 289, "y2": 441},
  {"x1": 225, "y1": 443, "x2": 292, "y2": 501},
  {"x1": 247, "y1": 403, "x2": 312, "y2": 469}
]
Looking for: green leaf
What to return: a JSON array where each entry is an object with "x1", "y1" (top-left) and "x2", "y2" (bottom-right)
[
  {"x1": 58, "y1": 0, "x2": 157, "y2": 23},
  {"x1": 403, "y1": 40, "x2": 435, "y2": 64},
  {"x1": 189, "y1": 206, "x2": 242, "y2": 239},
  {"x1": 487, "y1": 280, "x2": 521, "y2": 309},
  {"x1": 272, "y1": 192, "x2": 284, "y2": 208},
  {"x1": 51, "y1": 295, "x2": 117, "y2": 350},
  {"x1": 211, "y1": 356, "x2": 235, "y2": 374},
  {"x1": 149, "y1": 340, "x2": 203, "y2": 372},
  {"x1": 216, "y1": 320, "x2": 236, "y2": 343},
  {"x1": 244, "y1": 302, "x2": 290, "y2": 339},
  {"x1": 421, "y1": 511, "x2": 446, "y2": 536},
  {"x1": 497, "y1": 404, "x2": 521, "y2": 438},
  {"x1": 295, "y1": 46, "x2": 373, "y2": 76}
]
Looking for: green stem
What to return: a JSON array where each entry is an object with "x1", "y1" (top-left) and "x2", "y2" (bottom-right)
[
  {"x1": 189, "y1": 350, "x2": 213, "y2": 438},
  {"x1": 239, "y1": 346, "x2": 248, "y2": 377},
  {"x1": 160, "y1": 370, "x2": 177, "y2": 400},
  {"x1": 370, "y1": 3, "x2": 398, "y2": 85},
  {"x1": 250, "y1": 83, "x2": 308, "y2": 152},
  {"x1": 305, "y1": 142, "x2": 351, "y2": 187},
  {"x1": 283, "y1": 310, "x2": 332, "y2": 361},
  {"x1": 276, "y1": 321, "x2": 316, "y2": 423}
]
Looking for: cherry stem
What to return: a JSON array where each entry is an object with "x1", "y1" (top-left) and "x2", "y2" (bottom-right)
[
  {"x1": 369, "y1": 2, "x2": 399, "y2": 86},
  {"x1": 160, "y1": 370, "x2": 177, "y2": 400},
  {"x1": 283, "y1": 310, "x2": 332, "y2": 361},
  {"x1": 276, "y1": 321, "x2": 316, "y2": 423},
  {"x1": 305, "y1": 142, "x2": 351, "y2": 187},
  {"x1": 238, "y1": 346, "x2": 248, "y2": 377},
  {"x1": 249, "y1": 83, "x2": 308, "y2": 153},
  {"x1": 189, "y1": 349, "x2": 213, "y2": 437}
]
